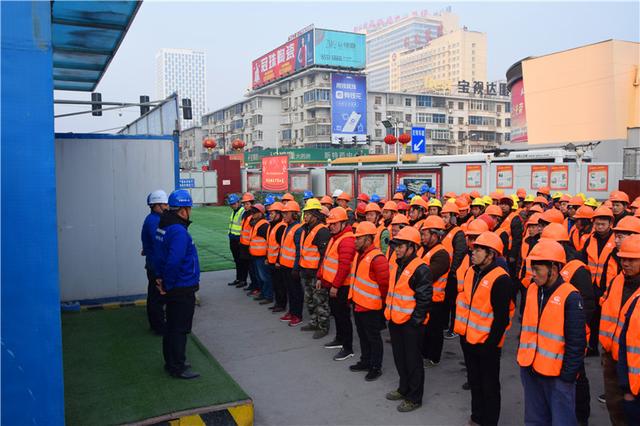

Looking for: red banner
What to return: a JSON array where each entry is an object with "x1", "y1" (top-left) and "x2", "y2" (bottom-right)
[
  {"x1": 262, "y1": 156, "x2": 289, "y2": 191},
  {"x1": 251, "y1": 30, "x2": 313, "y2": 89},
  {"x1": 510, "y1": 80, "x2": 528, "y2": 143}
]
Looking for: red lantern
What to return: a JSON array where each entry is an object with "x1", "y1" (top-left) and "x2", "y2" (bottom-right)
[
  {"x1": 398, "y1": 133, "x2": 411, "y2": 145},
  {"x1": 232, "y1": 139, "x2": 246, "y2": 150},
  {"x1": 384, "y1": 134, "x2": 397, "y2": 145},
  {"x1": 202, "y1": 138, "x2": 217, "y2": 149}
]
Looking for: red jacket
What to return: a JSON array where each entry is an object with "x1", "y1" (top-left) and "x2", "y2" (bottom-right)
[
  {"x1": 318, "y1": 225, "x2": 355, "y2": 289},
  {"x1": 354, "y1": 244, "x2": 390, "y2": 312}
]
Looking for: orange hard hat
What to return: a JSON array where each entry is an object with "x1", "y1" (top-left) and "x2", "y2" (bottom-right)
[
  {"x1": 631, "y1": 198, "x2": 640, "y2": 209},
  {"x1": 528, "y1": 239, "x2": 566, "y2": 264},
  {"x1": 354, "y1": 221, "x2": 378, "y2": 237},
  {"x1": 490, "y1": 191, "x2": 502, "y2": 200},
  {"x1": 541, "y1": 223, "x2": 570, "y2": 241},
  {"x1": 612, "y1": 216, "x2": 640, "y2": 234},
  {"x1": 357, "y1": 193, "x2": 370, "y2": 203},
  {"x1": 573, "y1": 206, "x2": 594, "y2": 220},
  {"x1": 356, "y1": 202, "x2": 367, "y2": 215},
  {"x1": 392, "y1": 192, "x2": 405, "y2": 201},
  {"x1": 240, "y1": 192, "x2": 255, "y2": 202},
  {"x1": 320, "y1": 206, "x2": 331, "y2": 217},
  {"x1": 282, "y1": 201, "x2": 300, "y2": 212},
  {"x1": 441, "y1": 202, "x2": 460, "y2": 215},
  {"x1": 537, "y1": 186, "x2": 551, "y2": 196},
  {"x1": 603, "y1": 200, "x2": 613, "y2": 209},
  {"x1": 410, "y1": 196, "x2": 429, "y2": 209},
  {"x1": 251, "y1": 203, "x2": 266, "y2": 214},
  {"x1": 394, "y1": 226, "x2": 421, "y2": 245},
  {"x1": 466, "y1": 219, "x2": 490, "y2": 236},
  {"x1": 326, "y1": 207, "x2": 348, "y2": 223},
  {"x1": 533, "y1": 196, "x2": 549, "y2": 205},
  {"x1": 559, "y1": 194, "x2": 571, "y2": 203},
  {"x1": 568, "y1": 196, "x2": 584, "y2": 207},
  {"x1": 365, "y1": 202, "x2": 382, "y2": 214},
  {"x1": 444, "y1": 191, "x2": 457, "y2": 199},
  {"x1": 609, "y1": 190, "x2": 630, "y2": 204},
  {"x1": 421, "y1": 215, "x2": 446, "y2": 231},
  {"x1": 383, "y1": 201, "x2": 398, "y2": 211},
  {"x1": 470, "y1": 190, "x2": 482, "y2": 199},
  {"x1": 593, "y1": 206, "x2": 614, "y2": 219},
  {"x1": 516, "y1": 188, "x2": 527, "y2": 199},
  {"x1": 485, "y1": 204, "x2": 502, "y2": 217},
  {"x1": 526, "y1": 213, "x2": 542, "y2": 226},
  {"x1": 539, "y1": 208, "x2": 564, "y2": 225},
  {"x1": 529, "y1": 205, "x2": 544, "y2": 214},
  {"x1": 636, "y1": 209, "x2": 640, "y2": 218},
  {"x1": 473, "y1": 231, "x2": 504, "y2": 254},
  {"x1": 337, "y1": 192, "x2": 352, "y2": 202},
  {"x1": 456, "y1": 198, "x2": 470, "y2": 211},
  {"x1": 391, "y1": 214, "x2": 410, "y2": 225},
  {"x1": 320, "y1": 195, "x2": 334, "y2": 205},
  {"x1": 281, "y1": 193, "x2": 294, "y2": 202},
  {"x1": 618, "y1": 234, "x2": 640, "y2": 259},
  {"x1": 268, "y1": 201, "x2": 284, "y2": 212}
]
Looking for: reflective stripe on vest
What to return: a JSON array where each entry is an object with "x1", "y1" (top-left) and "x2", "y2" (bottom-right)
[
  {"x1": 384, "y1": 257, "x2": 428, "y2": 325},
  {"x1": 456, "y1": 255, "x2": 471, "y2": 293},
  {"x1": 228, "y1": 207, "x2": 244, "y2": 236},
  {"x1": 442, "y1": 226, "x2": 462, "y2": 259},
  {"x1": 320, "y1": 232, "x2": 354, "y2": 284},
  {"x1": 249, "y1": 219, "x2": 269, "y2": 256},
  {"x1": 299, "y1": 224, "x2": 327, "y2": 270},
  {"x1": 625, "y1": 296, "x2": 640, "y2": 396},
  {"x1": 348, "y1": 248, "x2": 386, "y2": 310},
  {"x1": 585, "y1": 234, "x2": 616, "y2": 288},
  {"x1": 454, "y1": 266, "x2": 510, "y2": 347},
  {"x1": 422, "y1": 243, "x2": 449, "y2": 303},
  {"x1": 517, "y1": 283, "x2": 578, "y2": 376},
  {"x1": 267, "y1": 221, "x2": 287, "y2": 265},
  {"x1": 279, "y1": 223, "x2": 302, "y2": 268},
  {"x1": 600, "y1": 274, "x2": 640, "y2": 360},
  {"x1": 240, "y1": 215, "x2": 253, "y2": 246}
]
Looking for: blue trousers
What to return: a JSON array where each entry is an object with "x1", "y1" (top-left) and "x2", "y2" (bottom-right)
[
  {"x1": 254, "y1": 258, "x2": 273, "y2": 301},
  {"x1": 520, "y1": 367, "x2": 577, "y2": 426}
]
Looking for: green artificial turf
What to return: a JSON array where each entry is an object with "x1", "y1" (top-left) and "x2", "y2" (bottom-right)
[
  {"x1": 62, "y1": 307, "x2": 249, "y2": 425},
  {"x1": 189, "y1": 206, "x2": 235, "y2": 272}
]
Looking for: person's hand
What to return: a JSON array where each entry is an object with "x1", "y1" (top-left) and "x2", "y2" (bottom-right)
[
  {"x1": 141, "y1": 249, "x2": 145, "y2": 256},
  {"x1": 329, "y1": 287, "x2": 338, "y2": 298},
  {"x1": 624, "y1": 393, "x2": 635, "y2": 401},
  {"x1": 316, "y1": 280, "x2": 322, "y2": 290},
  {"x1": 155, "y1": 279, "x2": 166, "y2": 295}
]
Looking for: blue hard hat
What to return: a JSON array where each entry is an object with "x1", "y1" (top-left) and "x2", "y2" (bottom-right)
[
  {"x1": 227, "y1": 194, "x2": 239, "y2": 204},
  {"x1": 264, "y1": 195, "x2": 275, "y2": 206},
  {"x1": 303, "y1": 190, "x2": 314, "y2": 200},
  {"x1": 420, "y1": 184, "x2": 429, "y2": 195},
  {"x1": 371, "y1": 194, "x2": 381, "y2": 203},
  {"x1": 396, "y1": 184, "x2": 407, "y2": 193},
  {"x1": 168, "y1": 189, "x2": 193, "y2": 207},
  {"x1": 429, "y1": 186, "x2": 437, "y2": 195},
  {"x1": 408, "y1": 193, "x2": 416, "y2": 200}
]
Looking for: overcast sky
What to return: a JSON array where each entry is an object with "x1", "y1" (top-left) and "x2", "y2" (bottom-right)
[{"x1": 54, "y1": 1, "x2": 639, "y2": 133}]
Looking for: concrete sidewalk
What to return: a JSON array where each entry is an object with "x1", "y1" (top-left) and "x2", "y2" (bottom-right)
[{"x1": 193, "y1": 270, "x2": 609, "y2": 426}]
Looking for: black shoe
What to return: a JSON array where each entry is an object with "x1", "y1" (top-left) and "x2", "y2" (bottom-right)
[
  {"x1": 172, "y1": 368, "x2": 200, "y2": 380},
  {"x1": 164, "y1": 362, "x2": 192, "y2": 372},
  {"x1": 349, "y1": 362, "x2": 370, "y2": 372},
  {"x1": 365, "y1": 368, "x2": 382, "y2": 382},
  {"x1": 272, "y1": 306, "x2": 285, "y2": 313},
  {"x1": 228, "y1": 280, "x2": 239, "y2": 286},
  {"x1": 312, "y1": 329, "x2": 329, "y2": 340},
  {"x1": 324, "y1": 339, "x2": 343, "y2": 349},
  {"x1": 235, "y1": 281, "x2": 247, "y2": 288},
  {"x1": 333, "y1": 348, "x2": 354, "y2": 361},
  {"x1": 462, "y1": 382, "x2": 470, "y2": 390},
  {"x1": 258, "y1": 299, "x2": 272, "y2": 305}
]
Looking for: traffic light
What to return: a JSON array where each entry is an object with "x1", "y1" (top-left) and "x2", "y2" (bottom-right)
[
  {"x1": 91, "y1": 92, "x2": 102, "y2": 116},
  {"x1": 140, "y1": 95, "x2": 150, "y2": 116},
  {"x1": 182, "y1": 98, "x2": 192, "y2": 120},
  {"x1": 352, "y1": 136, "x2": 357, "y2": 143},
  {"x1": 366, "y1": 135, "x2": 371, "y2": 143},
  {"x1": 338, "y1": 137, "x2": 344, "y2": 144}
]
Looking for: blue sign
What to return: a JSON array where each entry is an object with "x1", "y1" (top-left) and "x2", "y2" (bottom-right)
[
  {"x1": 315, "y1": 29, "x2": 366, "y2": 69},
  {"x1": 331, "y1": 73, "x2": 367, "y2": 144},
  {"x1": 179, "y1": 178, "x2": 195, "y2": 189},
  {"x1": 411, "y1": 127, "x2": 426, "y2": 153}
]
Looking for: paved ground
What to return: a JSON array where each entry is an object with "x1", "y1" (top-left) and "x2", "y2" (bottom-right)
[{"x1": 193, "y1": 270, "x2": 610, "y2": 426}]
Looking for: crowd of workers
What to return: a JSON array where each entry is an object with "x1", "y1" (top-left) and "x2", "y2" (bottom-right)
[{"x1": 223, "y1": 184, "x2": 640, "y2": 425}]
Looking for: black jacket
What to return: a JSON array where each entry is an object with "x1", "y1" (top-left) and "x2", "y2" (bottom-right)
[
  {"x1": 395, "y1": 252, "x2": 433, "y2": 326},
  {"x1": 562, "y1": 242, "x2": 595, "y2": 324},
  {"x1": 446, "y1": 228, "x2": 468, "y2": 302},
  {"x1": 508, "y1": 214, "x2": 524, "y2": 262}
]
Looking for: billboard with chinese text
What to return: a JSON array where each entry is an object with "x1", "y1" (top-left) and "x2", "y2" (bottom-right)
[
  {"x1": 510, "y1": 79, "x2": 528, "y2": 143},
  {"x1": 252, "y1": 30, "x2": 314, "y2": 89},
  {"x1": 315, "y1": 29, "x2": 366, "y2": 69},
  {"x1": 331, "y1": 73, "x2": 367, "y2": 144}
]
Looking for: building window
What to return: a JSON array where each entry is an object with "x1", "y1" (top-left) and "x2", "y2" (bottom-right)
[
  {"x1": 375, "y1": 129, "x2": 382, "y2": 137},
  {"x1": 458, "y1": 117, "x2": 464, "y2": 125},
  {"x1": 432, "y1": 113, "x2": 446, "y2": 123},
  {"x1": 458, "y1": 131, "x2": 465, "y2": 141},
  {"x1": 505, "y1": 103, "x2": 511, "y2": 113},
  {"x1": 375, "y1": 96, "x2": 382, "y2": 105},
  {"x1": 469, "y1": 116, "x2": 496, "y2": 126},
  {"x1": 375, "y1": 112, "x2": 382, "y2": 121},
  {"x1": 281, "y1": 129, "x2": 292, "y2": 140},
  {"x1": 505, "y1": 132, "x2": 511, "y2": 141},
  {"x1": 388, "y1": 96, "x2": 394, "y2": 105},
  {"x1": 405, "y1": 114, "x2": 412, "y2": 123},
  {"x1": 496, "y1": 104, "x2": 502, "y2": 113},
  {"x1": 405, "y1": 98, "x2": 412, "y2": 107},
  {"x1": 448, "y1": 101, "x2": 454, "y2": 109},
  {"x1": 448, "y1": 116, "x2": 454, "y2": 124},
  {"x1": 458, "y1": 102, "x2": 464, "y2": 110},
  {"x1": 496, "y1": 119, "x2": 501, "y2": 127},
  {"x1": 505, "y1": 118, "x2": 511, "y2": 127},
  {"x1": 417, "y1": 95, "x2": 432, "y2": 107},
  {"x1": 432, "y1": 130, "x2": 450, "y2": 140}
]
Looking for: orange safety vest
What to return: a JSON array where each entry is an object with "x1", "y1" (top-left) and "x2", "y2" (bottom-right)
[
  {"x1": 585, "y1": 233, "x2": 617, "y2": 288},
  {"x1": 385, "y1": 256, "x2": 429, "y2": 325},
  {"x1": 442, "y1": 226, "x2": 462, "y2": 259},
  {"x1": 248, "y1": 219, "x2": 268, "y2": 256},
  {"x1": 240, "y1": 215, "x2": 252, "y2": 246},
  {"x1": 519, "y1": 238, "x2": 534, "y2": 289},
  {"x1": 422, "y1": 243, "x2": 449, "y2": 303},
  {"x1": 267, "y1": 221, "x2": 287, "y2": 265},
  {"x1": 299, "y1": 224, "x2": 327, "y2": 270},
  {"x1": 320, "y1": 232, "x2": 354, "y2": 284},
  {"x1": 454, "y1": 266, "x2": 511, "y2": 347},
  {"x1": 373, "y1": 224, "x2": 387, "y2": 249},
  {"x1": 569, "y1": 227, "x2": 591, "y2": 252},
  {"x1": 624, "y1": 295, "x2": 640, "y2": 396},
  {"x1": 498, "y1": 212, "x2": 518, "y2": 251},
  {"x1": 348, "y1": 248, "x2": 386, "y2": 310},
  {"x1": 456, "y1": 254, "x2": 472, "y2": 293},
  {"x1": 278, "y1": 223, "x2": 302, "y2": 268},
  {"x1": 517, "y1": 282, "x2": 579, "y2": 376},
  {"x1": 599, "y1": 273, "x2": 640, "y2": 360},
  {"x1": 561, "y1": 259, "x2": 592, "y2": 344}
]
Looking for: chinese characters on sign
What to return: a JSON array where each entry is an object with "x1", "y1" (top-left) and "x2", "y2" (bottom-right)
[
  {"x1": 549, "y1": 165, "x2": 568, "y2": 190},
  {"x1": 457, "y1": 80, "x2": 509, "y2": 96},
  {"x1": 331, "y1": 73, "x2": 367, "y2": 144},
  {"x1": 466, "y1": 165, "x2": 482, "y2": 188},
  {"x1": 587, "y1": 165, "x2": 608, "y2": 192},
  {"x1": 530, "y1": 165, "x2": 549, "y2": 190},
  {"x1": 261, "y1": 156, "x2": 289, "y2": 191},
  {"x1": 252, "y1": 30, "x2": 314, "y2": 89},
  {"x1": 496, "y1": 165, "x2": 513, "y2": 189}
]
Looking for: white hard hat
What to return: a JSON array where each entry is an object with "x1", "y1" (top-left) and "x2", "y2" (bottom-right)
[
  {"x1": 332, "y1": 189, "x2": 343, "y2": 198},
  {"x1": 147, "y1": 189, "x2": 168, "y2": 205}
]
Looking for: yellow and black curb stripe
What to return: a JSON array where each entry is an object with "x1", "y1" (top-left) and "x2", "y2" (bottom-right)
[
  {"x1": 81, "y1": 299, "x2": 147, "y2": 311},
  {"x1": 133, "y1": 400, "x2": 253, "y2": 426}
]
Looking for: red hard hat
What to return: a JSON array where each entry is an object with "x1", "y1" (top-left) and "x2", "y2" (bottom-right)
[
  {"x1": 251, "y1": 203, "x2": 266, "y2": 214},
  {"x1": 357, "y1": 193, "x2": 370, "y2": 203},
  {"x1": 397, "y1": 201, "x2": 409, "y2": 211},
  {"x1": 356, "y1": 202, "x2": 367, "y2": 215}
]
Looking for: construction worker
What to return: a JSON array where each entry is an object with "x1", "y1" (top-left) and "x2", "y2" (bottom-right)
[
  {"x1": 332, "y1": 189, "x2": 344, "y2": 204},
  {"x1": 427, "y1": 198, "x2": 442, "y2": 217},
  {"x1": 263, "y1": 195, "x2": 275, "y2": 220},
  {"x1": 299, "y1": 199, "x2": 331, "y2": 339},
  {"x1": 336, "y1": 192, "x2": 356, "y2": 225},
  {"x1": 392, "y1": 192, "x2": 405, "y2": 202},
  {"x1": 384, "y1": 227, "x2": 433, "y2": 413},
  {"x1": 454, "y1": 231, "x2": 513, "y2": 426},
  {"x1": 154, "y1": 190, "x2": 200, "y2": 380},
  {"x1": 357, "y1": 192, "x2": 370, "y2": 205},
  {"x1": 300, "y1": 190, "x2": 315, "y2": 222},
  {"x1": 266, "y1": 202, "x2": 287, "y2": 313},
  {"x1": 355, "y1": 202, "x2": 367, "y2": 224},
  {"x1": 320, "y1": 195, "x2": 334, "y2": 210},
  {"x1": 567, "y1": 196, "x2": 585, "y2": 233},
  {"x1": 610, "y1": 191, "x2": 631, "y2": 226},
  {"x1": 318, "y1": 207, "x2": 356, "y2": 361},
  {"x1": 496, "y1": 195, "x2": 524, "y2": 278},
  {"x1": 226, "y1": 193, "x2": 245, "y2": 288},
  {"x1": 381, "y1": 200, "x2": 398, "y2": 231},
  {"x1": 517, "y1": 213, "x2": 543, "y2": 315},
  {"x1": 470, "y1": 197, "x2": 486, "y2": 219},
  {"x1": 570, "y1": 206, "x2": 594, "y2": 252},
  {"x1": 630, "y1": 197, "x2": 640, "y2": 216},
  {"x1": 388, "y1": 213, "x2": 410, "y2": 262},
  {"x1": 281, "y1": 192, "x2": 295, "y2": 203},
  {"x1": 518, "y1": 240, "x2": 586, "y2": 425},
  {"x1": 520, "y1": 194, "x2": 535, "y2": 219},
  {"x1": 277, "y1": 201, "x2": 305, "y2": 327},
  {"x1": 248, "y1": 204, "x2": 271, "y2": 304},
  {"x1": 551, "y1": 191, "x2": 564, "y2": 209},
  {"x1": 365, "y1": 202, "x2": 390, "y2": 253},
  {"x1": 536, "y1": 186, "x2": 552, "y2": 204},
  {"x1": 457, "y1": 198, "x2": 472, "y2": 226},
  {"x1": 582, "y1": 206, "x2": 618, "y2": 356},
  {"x1": 542, "y1": 223, "x2": 596, "y2": 425},
  {"x1": 419, "y1": 216, "x2": 451, "y2": 366},
  {"x1": 616, "y1": 294, "x2": 640, "y2": 424},
  {"x1": 396, "y1": 183, "x2": 408, "y2": 200},
  {"x1": 599, "y1": 235, "x2": 640, "y2": 424},
  {"x1": 397, "y1": 201, "x2": 409, "y2": 217},
  {"x1": 516, "y1": 188, "x2": 527, "y2": 206},
  {"x1": 347, "y1": 222, "x2": 390, "y2": 382},
  {"x1": 408, "y1": 196, "x2": 429, "y2": 228},
  {"x1": 142, "y1": 190, "x2": 169, "y2": 334},
  {"x1": 238, "y1": 193, "x2": 256, "y2": 291}
]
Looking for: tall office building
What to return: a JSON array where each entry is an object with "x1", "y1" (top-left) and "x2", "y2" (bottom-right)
[
  {"x1": 364, "y1": 10, "x2": 459, "y2": 91},
  {"x1": 156, "y1": 48, "x2": 206, "y2": 128}
]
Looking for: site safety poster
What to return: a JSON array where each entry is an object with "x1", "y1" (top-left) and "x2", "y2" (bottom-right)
[
  {"x1": 496, "y1": 165, "x2": 513, "y2": 189},
  {"x1": 261, "y1": 155, "x2": 289, "y2": 191},
  {"x1": 549, "y1": 165, "x2": 568, "y2": 190},
  {"x1": 465, "y1": 165, "x2": 482, "y2": 188},
  {"x1": 289, "y1": 174, "x2": 310, "y2": 192},
  {"x1": 530, "y1": 165, "x2": 549, "y2": 189},
  {"x1": 587, "y1": 165, "x2": 608, "y2": 191},
  {"x1": 328, "y1": 173, "x2": 354, "y2": 196},
  {"x1": 359, "y1": 173, "x2": 389, "y2": 199}
]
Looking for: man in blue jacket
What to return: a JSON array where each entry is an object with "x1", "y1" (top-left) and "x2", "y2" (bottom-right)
[
  {"x1": 155, "y1": 189, "x2": 200, "y2": 379},
  {"x1": 141, "y1": 190, "x2": 168, "y2": 334}
]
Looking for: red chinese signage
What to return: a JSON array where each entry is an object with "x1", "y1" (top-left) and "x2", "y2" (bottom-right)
[
  {"x1": 261, "y1": 156, "x2": 289, "y2": 191},
  {"x1": 252, "y1": 30, "x2": 314, "y2": 89},
  {"x1": 510, "y1": 79, "x2": 528, "y2": 143}
]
